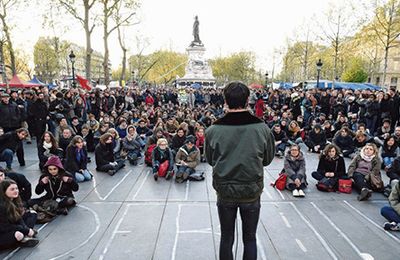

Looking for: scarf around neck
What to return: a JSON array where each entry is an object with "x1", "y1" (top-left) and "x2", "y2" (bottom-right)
[
  {"x1": 360, "y1": 148, "x2": 375, "y2": 162},
  {"x1": 43, "y1": 141, "x2": 52, "y2": 150}
]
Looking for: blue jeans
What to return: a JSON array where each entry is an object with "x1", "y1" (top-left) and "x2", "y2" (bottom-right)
[
  {"x1": 75, "y1": 169, "x2": 93, "y2": 182},
  {"x1": 0, "y1": 149, "x2": 14, "y2": 168},
  {"x1": 383, "y1": 157, "x2": 395, "y2": 168},
  {"x1": 381, "y1": 206, "x2": 400, "y2": 223},
  {"x1": 217, "y1": 198, "x2": 260, "y2": 260}
]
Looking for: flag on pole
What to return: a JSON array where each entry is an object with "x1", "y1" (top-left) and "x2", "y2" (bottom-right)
[{"x1": 76, "y1": 74, "x2": 92, "y2": 91}]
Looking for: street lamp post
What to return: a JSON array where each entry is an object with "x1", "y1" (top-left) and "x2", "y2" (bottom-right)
[
  {"x1": 316, "y1": 59, "x2": 323, "y2": 89},
  {"x1": 131, "y1": 70, "x2": 135, "y2": 82},
  {"x1": 265, "y1": 72, "x2": 269, "y2": 88},
  {"x1": 69, "y1": 50, "x2": 76, "y2": 88}
]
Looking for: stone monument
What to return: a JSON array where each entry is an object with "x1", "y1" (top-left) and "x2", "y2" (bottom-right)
[{"x1": 176, "y1": 16, "x2": 215, "y2": 88}]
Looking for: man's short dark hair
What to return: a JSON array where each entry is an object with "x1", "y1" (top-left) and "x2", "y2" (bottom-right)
[{"x1": 223, "y1": 81, "x2": 250, "y2": 109}]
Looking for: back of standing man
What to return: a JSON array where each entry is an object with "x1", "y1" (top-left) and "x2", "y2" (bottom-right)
[{"x1": 205, "y1": 81, "x2": 275, "y2": 260}]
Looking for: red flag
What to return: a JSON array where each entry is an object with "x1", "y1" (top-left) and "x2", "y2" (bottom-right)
[{"x1": 76, "y1": 74, "x2": 92, "y2": 91}]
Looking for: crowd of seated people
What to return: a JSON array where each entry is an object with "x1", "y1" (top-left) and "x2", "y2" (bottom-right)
[{"x1": 2, "y1": 83, "x2": 400, "y2": 250}]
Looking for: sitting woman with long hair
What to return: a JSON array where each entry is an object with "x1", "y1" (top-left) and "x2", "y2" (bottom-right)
[
  {"x1": 95, "y1": 133, "x2": 126, "y2": 176},
  {"x1": 37, "y1": 131, "x2": 62, "y2": 172},
  {"x1": 284, "y1": 144, "x2": 307, "y2": 197},
  {"x1": 348, "y1": 143, "x2": 383, "y2": 201},
  {"x1": 312, "y1": 144, "x2": 346, "y2": 190},
  {"x1": 0, "y1": 179, "x2": 38, "y2": 249},
  {"x1": 65, "y1": 136, "x2": 93, "y2": 182}
]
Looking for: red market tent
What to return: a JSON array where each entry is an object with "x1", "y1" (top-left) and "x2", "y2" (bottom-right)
[
  {"x1": 248, "y1": 83, "x2": 264, "y2": 89},
  {"x1": 0, "y1": 75, "x2": 41, "y2": 88}
]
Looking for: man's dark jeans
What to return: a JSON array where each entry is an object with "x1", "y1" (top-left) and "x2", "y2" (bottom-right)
[{"x1": 217, "y1": 198, "x2": 260, "y2": 260}]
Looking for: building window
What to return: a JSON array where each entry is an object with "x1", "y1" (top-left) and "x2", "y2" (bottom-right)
[
  {"x1": 391, "y1": 77, "x2": 398, "y2": 87},
  {"x1": 376, "y1": 77, "x2": 380, "y2": 85}
]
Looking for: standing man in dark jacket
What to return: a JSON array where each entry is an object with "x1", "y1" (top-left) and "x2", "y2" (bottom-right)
[
  {"x1": 29, "y1": 92, "x2": 49, "y2": 143},
  {"x1": 0, "y1": 93, "x2": 23, "y2": 133},
  {"x1": 205, "y1": 82, "x2": 275, "y2": 260}
]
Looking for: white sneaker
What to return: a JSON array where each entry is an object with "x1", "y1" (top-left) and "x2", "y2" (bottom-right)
[
  {"x1": 298, "y1": 189, "x2": 305, "y2": 197},
  {"x1": 292, "y1": 189, "x2": 300, "y2": 197}
]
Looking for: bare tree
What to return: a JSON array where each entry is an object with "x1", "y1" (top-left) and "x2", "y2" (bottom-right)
[
  {"x1": 369, "y1": 0, "x2": 400, "y2": 88},
  {"x1": 114, "y1": 0, "x2": 139, "y2": 86},
  {"x1": 57, "y1": 0, "x2": 97, "y2": 80},
  {"x1": 100, "y1": 0, "x2": 138, "y2": 85},
  {"x1": 317, "y1": 1, "x2": 359, "y2": 81},
  {"x1": 0, "y1": 0, "x2": 18, "y2": 75}
]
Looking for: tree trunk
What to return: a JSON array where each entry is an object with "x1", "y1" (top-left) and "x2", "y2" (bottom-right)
[
  {"x1": 103, "y1": 2, "x2": 110, "y2": 86},
  {"x1": 117, "y1": 26, "x2": 126, "y2": 86},
  {"x1": 383, "y1": 46, "x2": 389, "y2": 88},
  {"x1": 0, "y1": 41, "x2": 7, "y2": 85},
  {"x1": 84, "y1": 0, "x2": 93, "y2": 81},
  {"x1": 0, "y1": 15, "x2": 15, "y2": 75}
]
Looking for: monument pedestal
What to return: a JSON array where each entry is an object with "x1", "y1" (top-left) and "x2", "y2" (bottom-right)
[{"x1": 176, "y1": 44, "x2": 215, "y2": 88}]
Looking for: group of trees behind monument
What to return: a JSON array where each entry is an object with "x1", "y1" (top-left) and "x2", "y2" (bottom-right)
[{"x1": 1, "y1": 0, "x2": 400, "y2": 86}]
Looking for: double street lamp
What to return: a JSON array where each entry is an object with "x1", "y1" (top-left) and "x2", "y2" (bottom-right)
[
  {"x1": 69, "y1": 50, "x2": 76, "y2": 88},
  {"x1": 316, "y1": 59, "x2": 323, "y2": 89}
]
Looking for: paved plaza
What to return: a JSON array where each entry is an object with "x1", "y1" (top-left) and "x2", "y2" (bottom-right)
[{"x1": 0, "y1": 143, "x2": 399, "y2": 260}]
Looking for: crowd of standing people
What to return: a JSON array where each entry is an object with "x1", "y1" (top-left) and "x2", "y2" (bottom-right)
[{"x1": 0, "y1": 82, "x2": 400, "y2": 253}]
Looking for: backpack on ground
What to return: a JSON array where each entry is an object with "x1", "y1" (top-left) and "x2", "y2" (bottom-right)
[
  {"x1": 145, "y1": 144, "x2": 156, "y2": 166},
  {"x1": 316, "y1": 177, "x2": 336, "y2": 192},
  {"x1": 338, "y1": 178, "x2": 352, "y2": 194},
  {"x1": 271, "y1": 170, "x2": 287, "y2": 191}
]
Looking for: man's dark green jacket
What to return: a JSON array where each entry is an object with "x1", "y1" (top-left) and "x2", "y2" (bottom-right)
[{"x1": 205, "y1": 111, "x2": 275, "y2": 202}]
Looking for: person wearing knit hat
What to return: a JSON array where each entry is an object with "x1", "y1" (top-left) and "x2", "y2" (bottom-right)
[
  {"x1": 30, "y1": 156, "x2": 79, "y2": 215},
  {"x1": 175, "y1": 135, "x2": 201, "y2": 183}
]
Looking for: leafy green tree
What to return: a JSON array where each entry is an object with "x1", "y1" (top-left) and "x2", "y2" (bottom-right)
[
  {"x1": 33, "y1": 37, "x2": 60, "y2": 83},
  {"x1": 341, "y1": 57, "x2": 368, "y2": 82},
  {"x1": 210, "y1": 51, "x2": 258, "y2": 85}
]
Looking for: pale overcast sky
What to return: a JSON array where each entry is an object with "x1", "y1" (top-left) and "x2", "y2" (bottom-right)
[{"x1": 10, "y1": 0, "x2": 366, "y2": 73}]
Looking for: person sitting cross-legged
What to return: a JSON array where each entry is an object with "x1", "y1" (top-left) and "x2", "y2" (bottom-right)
[
  {"x1": 175, "y1": 135, "x2": 200, "y2": 183},
  {"x1": 30, "y1": 156, "x2": 79, "y2": 215},
  {"x1": 312, "y1": 143, "x2": 346, "y2": 190},
  {"x1": 95, "y1": 133, "x2": 126, "y2": 176},
  {"x1": 348, "y1": 143, "x2": 383, "y2": 201},
  {"x1": 381, "y1": 181, "x2": 400, "y2": 231},
  {"x1": 151, "y1": 138, "x2": 174, "y2": 181},
  {"x1": 284, "y1": 144, "x2": 307, "y2": 197},
  {"x1": 64, "y1": 136, "x2": 93, "y2": 182}
]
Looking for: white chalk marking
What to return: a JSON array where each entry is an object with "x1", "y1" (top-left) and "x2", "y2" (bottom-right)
[
  {"x1": 171, "y1": 204, "x2": 182, "y2": 260},
  {"x1": 3, "y1": 223, "x2": 49, "y2": 260},
  {"x1": 115, "y1": 231, "x2": 132, "y2": 234},
  {"x1": 132, "y1": 169, "x2": 151, "y2": 200},
  {"x1": 279, "y1": 212, "x2": 292, "y2": 228},
  {"x1": 179, "y1": 230, "x2": 212, "y2": 234},
  {"x1": 103, "y1": 170, "x2": 132, "y2": 200},
  {"x1": 311, "y1": 202, "x2": 373, "y2": 260},
  {"x1": 276, "y1": 188, "x2": 285, "y2": 200},
  {"x1": 185, "y1": 180, "x2": 190, "y2": 201},
  {"x1": 343, "y1": 200, "x2": 400, "y2": 244},
  {"x1": 290, "y1": 202, "x2": 338, "y2": 260},
  {"x1": 99, "y1": 204, "x2": 131, "y2": 260},
  {"x1": 93, "y1": 170, "x2": 132, "y2": 200},
  {"x1": 256, "y1": 234, "x2": 268, "y2": 260},
  {"x1": 264, "y1": 188, "x2": 273, "y2": 199},
  {"x1": 49, "y1": 205, "x2": 100, "y2": 260},
  {"x1": 295, "y1": 238, "x2": 308, "y2": 252}
]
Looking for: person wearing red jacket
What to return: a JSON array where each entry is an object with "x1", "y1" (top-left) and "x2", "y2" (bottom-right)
[{"x1": 254, "y1": 95, "x2": 265, "y2": 118}]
